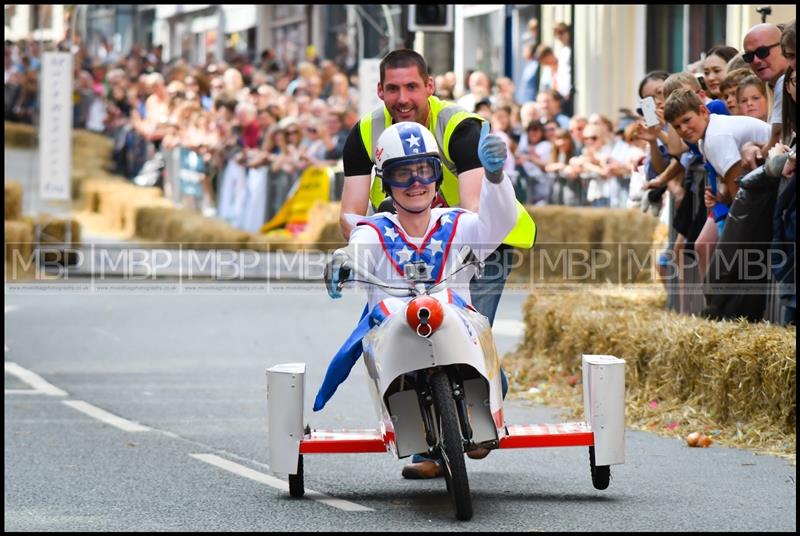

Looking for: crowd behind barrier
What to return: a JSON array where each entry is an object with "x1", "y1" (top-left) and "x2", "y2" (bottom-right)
[{"x1": 4, "y1": 17, "x2": 796, "y2": 325}]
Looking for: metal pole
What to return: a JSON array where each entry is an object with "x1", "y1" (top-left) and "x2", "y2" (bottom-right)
[{"x1": 381, "y1": 5, "x2": 396, "y2": 53}]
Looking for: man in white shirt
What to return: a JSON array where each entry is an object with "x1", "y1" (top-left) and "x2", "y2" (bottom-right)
[{"x1": 738, "y1": 23, "x2": 789, "y2": 168}]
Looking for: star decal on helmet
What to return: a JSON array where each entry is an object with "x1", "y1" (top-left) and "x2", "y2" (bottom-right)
[{"x1": 405, "y1": 133, "x2": 421, "y2": 149}]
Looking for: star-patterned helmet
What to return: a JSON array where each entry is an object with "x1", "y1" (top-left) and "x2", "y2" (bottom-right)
[{"x1": 375, "y1": 122, "x2": 443, "y2": 194}]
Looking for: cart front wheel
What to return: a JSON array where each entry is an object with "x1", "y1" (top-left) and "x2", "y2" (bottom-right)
[{"x1": 431, "y1": 371, "x2": 472, "y2": 521}]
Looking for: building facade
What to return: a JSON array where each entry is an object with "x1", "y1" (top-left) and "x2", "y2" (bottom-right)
[{"x1": 5, "y1": 4, "x2": 795, "y2": 119}]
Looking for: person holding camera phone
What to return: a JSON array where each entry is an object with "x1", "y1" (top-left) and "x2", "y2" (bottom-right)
[{"x1": 635, "y1": 72, "x2": 688, "y2": 209}]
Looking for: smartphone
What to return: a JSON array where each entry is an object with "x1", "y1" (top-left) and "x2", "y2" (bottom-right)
[
  {"x1": 695, "y1": 73, "x2": 707, "y2": 92},
  {"x1": 638, "y1": 96, "x2": 660, "y2": 128}
]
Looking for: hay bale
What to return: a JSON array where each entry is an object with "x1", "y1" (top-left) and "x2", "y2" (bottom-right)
[
  {"x1": 85, "y1": 181, "x2": 165, "y2": 232},
  {"x1": 306, "y1": 201, "x2": 346, "y2": 251},
  {"x1": 5, "y1": 181, "x2": 23, "y2": 221},
  {"x1": 135, "y1": 206, "x2": 178, "y2": 241},
  {"x1": 26, "y1": 215, "x2": 82, "y2": 245},
  {"x1": 133, "y1": 205, "x2": 251, "y2": 250},
  {"x1": 4, "y1": 121, "x2": 37, "y2": 148},
  {"x1": 4, "y1": 220, "x2": 35, "y2": 279},
  {"x1": 506, "y1": 286, "x2": 796, "y2": 456},
  {"x1": 123, "y1": 197, "x2": 172, "y2": 237},
  {"x1": 205, "y1": 226, "x2": 253, "y2": 250},
  {"x1": 597, "y1": 207, "x2": 659, "y2": 284},
  {"x1": 73, "y1": 129, "x2": 113, "y2": 155},
  {"x1": 81, "y1": 177, "x2": 129, "y2": 214},
  {"x1": 246, "y1": 232, "x2": 303, "y2": 253},
  {"x1": 512, "y1": 206, "x2": 660, "y2": 285}
]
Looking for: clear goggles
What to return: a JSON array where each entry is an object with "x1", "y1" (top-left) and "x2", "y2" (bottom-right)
[{"x1": 381, "y1": 156, "x2": 442, "y2": 188}]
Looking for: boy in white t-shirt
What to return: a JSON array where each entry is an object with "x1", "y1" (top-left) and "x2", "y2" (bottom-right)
[{"x1": 664, "y1": 88, "x2": 771, "y2": 206}]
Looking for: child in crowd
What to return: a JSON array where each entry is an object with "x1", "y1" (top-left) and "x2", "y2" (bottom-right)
[
  {"x1": 665, "y1": 88, "x2": 771, "y2": 222},
  {"x1": 736, "y1": 74, "x2": 771, "y2": 122},
  {"x1": 719, "y1": 68, "x2": 756, "y2": 115}
]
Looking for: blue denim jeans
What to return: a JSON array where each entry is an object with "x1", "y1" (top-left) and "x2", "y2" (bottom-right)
[{"x1": 469, "y1": 244, "x2": 514, "y2": 327}]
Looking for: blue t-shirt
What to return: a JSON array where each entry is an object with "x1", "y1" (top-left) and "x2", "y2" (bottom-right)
[
  {"x1": 706, "y1": 98, "x2": 729, "y2": 116},
  {"x1": 703, "y1": 99, "x2": 731, "y2": 221}
]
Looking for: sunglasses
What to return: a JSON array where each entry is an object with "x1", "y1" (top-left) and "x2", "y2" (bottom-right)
[{"x1": 743, "y1": 43, "x2": 780, "y2": 63}]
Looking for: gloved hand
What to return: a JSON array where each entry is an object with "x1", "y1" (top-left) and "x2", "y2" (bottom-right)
[
  {"x1": 324, "y1": 249, "x2": 352, "y2": 299},
  {"x1": 478, "y1": 121, "x2": 507, "y2": 184}
]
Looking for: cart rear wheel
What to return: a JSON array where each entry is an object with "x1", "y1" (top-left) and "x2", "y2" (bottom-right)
[
  {"x1": 289, "y1": 455, "x2": 305, "y2": 497},
  {"x1": 431, "y1": 371, "x2": 472, "y2": 521},
  {"x1": 589, "y1": 446, "x2": 610, "y2": 490}
]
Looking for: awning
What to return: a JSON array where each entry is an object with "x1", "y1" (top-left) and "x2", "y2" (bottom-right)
[{"x1": 223, "y1": 6, "x2": 256, "y2": 34}]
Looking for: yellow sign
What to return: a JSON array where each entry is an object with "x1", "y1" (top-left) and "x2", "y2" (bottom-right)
[{"x1": 260, "y1": 166, "x2": 331, "y2": 235}]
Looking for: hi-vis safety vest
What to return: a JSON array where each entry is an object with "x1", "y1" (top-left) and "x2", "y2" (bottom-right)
[{"x1": 359, "y1": 95, "x2": 536, "y2": 249}]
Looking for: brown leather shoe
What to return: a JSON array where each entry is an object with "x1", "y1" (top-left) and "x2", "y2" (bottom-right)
[
  {"x1": 466, "y1": 447, "x2": 491, "y2": 459},
  {"x1": 401, "y1": 460, "x2": 444, "y2": 479}
]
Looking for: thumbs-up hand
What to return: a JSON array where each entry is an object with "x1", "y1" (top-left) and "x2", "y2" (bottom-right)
[{"x1": 477, "y1": 121, "x2": 507, "y2": 183}]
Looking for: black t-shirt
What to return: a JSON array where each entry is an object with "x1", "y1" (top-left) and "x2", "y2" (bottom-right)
[{"x1": 342, "y1": 117, "x2": 484, "y2": 177}]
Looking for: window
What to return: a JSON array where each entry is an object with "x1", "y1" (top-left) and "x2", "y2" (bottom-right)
[
  {"x1": 688, "y1": 5, "x2": 726, "y2": 63},
  {"x1": 31, "y1": 5, "x2": 53, "y2": 31},
  {"x1": 646, "y1": 5, "x2": 684, "y2": 74}
]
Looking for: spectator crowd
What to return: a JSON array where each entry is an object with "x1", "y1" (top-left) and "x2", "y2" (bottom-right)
[{"x1": 4, "y1": 16, "x2": 796, "y2": 324}]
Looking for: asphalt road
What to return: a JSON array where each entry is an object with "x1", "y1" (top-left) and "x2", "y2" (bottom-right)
[{"x1": 4, "y1": 279, "x2": 796, "y2": 531}]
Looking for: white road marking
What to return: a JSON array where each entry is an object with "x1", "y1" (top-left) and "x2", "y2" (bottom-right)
[
  {"x1": 4, "y1": 362, "x2": 68, "y2": 396},
  {"x1": 5, "y1": 305, "x2": 18, "y2": 354},
  {"x1": 190, "y1": 453, "x2": 374, "y2": 512},
  {"x1": 492, "y1": 319, "x2": 526, "y2": 337},
  {"x1": 62, "y1": 400, "x2": 151, "y2": 432}
]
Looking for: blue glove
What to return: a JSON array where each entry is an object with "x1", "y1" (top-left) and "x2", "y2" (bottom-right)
[
  {"x1": 324, "y1": 250, "x2": 352, "y2": 299},
  {"x1": 477, "y1": 121, "x2": 507, "y2": 183}
]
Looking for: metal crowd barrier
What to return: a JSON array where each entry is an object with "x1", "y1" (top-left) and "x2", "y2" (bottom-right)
[{"x1": 663, "y1": 161, "x2": 784, "y2": 323}]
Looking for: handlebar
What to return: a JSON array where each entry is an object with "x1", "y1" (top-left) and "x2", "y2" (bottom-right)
[
  {"x1": 337, "y1": 246, "x2": 483, "y2": 297},
  {"x1": 340, "y1": 260, "x2": 416, "y2": 298}
]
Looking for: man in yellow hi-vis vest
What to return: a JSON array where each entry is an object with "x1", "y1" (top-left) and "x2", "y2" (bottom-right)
[
  {"x1": 340, "y1": 49, "x2": 535, "y2": 322},
  {"x1": 339, "y1": 49, "x2": 535, "y2": 480}
]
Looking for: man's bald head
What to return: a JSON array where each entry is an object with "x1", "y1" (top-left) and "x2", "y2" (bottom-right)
[{"x1": 743, "y1": 23, "x2": 788, "y2": 85}]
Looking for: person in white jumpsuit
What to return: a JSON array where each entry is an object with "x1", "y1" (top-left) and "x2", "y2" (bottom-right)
[{"x1": 321, "y1": 120, "x2": 515, "y2": 479}]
